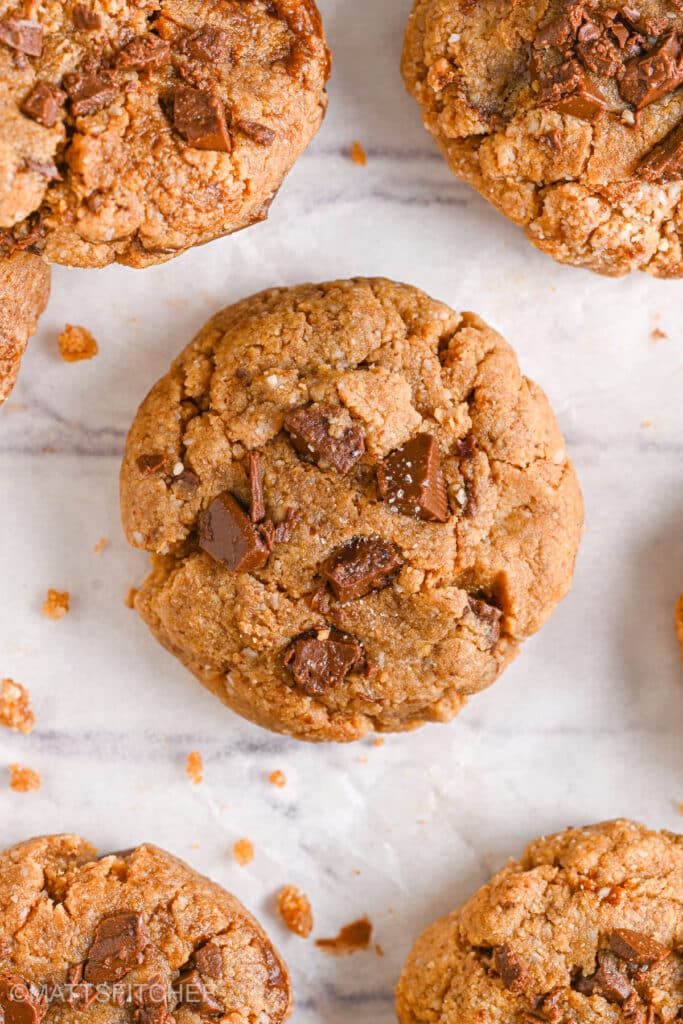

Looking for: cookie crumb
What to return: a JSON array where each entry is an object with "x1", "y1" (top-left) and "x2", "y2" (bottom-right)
[
  {"x1": 93, "y1": 537, "x2": 108, "y2": 555},
  {"x1": 641, "y1": 420, "x2": 653, "y2": 429},
  {"x1": 277, "y1": 885, "x2": 313, "y2": 937},
  {"x1": 373, "y1": 737, "x2": 385, "y2": 747},
  {"x1": 269, "y1": 769, "x2": 286, "y2": 788},
  {"x1": 651, "y1": 326, "x2": 667, "y2": 343},
  {"x1": 316, "y1": 916, "x2": 372, "y2": 955},
  {"x1": 9, "y1": 764, "x2": 41, "y2": 792},
  {"x1": 233, "y1": 839, "x2": 254, "y2": 866},
  {"x1": 43, "y1": 588, "x2": 70, "y2": 621},
  {"x1": 58, "y1": 324, "x2": 99, "y2": 362},
  {"x1": 350, "y1": 141, "x2": 367, "y2": 166},
  {"x1": 125, "y1": 587, "x2": 138, "y2": 609},
  {"x1": 676, "y1": 596, "x2": 683, "y2": 658},
  {"x1": 186, "y1": 751, "x2": 203, "y2": 785},
  {"x1": 0, "y1": 679, "x2": 35, "y2": 734}
]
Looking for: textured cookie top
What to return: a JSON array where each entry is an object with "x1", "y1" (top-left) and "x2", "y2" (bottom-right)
[
  {"x1": 403, "y1": 0, "x2": 683, "y2": 276},
  {"x1": 0, "y1": 0, "x2": 328, "y2": 268},
  {"x1": 0, "y1": 835, "x2": 291, "y2": 1024},
  {"x1": 0, "y1": 251, "x2": 50, "y2": 402},
  {"x1": 120, "y1": 278, "x2": 583, "y2": 742},
  {"x1": 396, "y1": 819, "x2": 683, "y2": 1024}
]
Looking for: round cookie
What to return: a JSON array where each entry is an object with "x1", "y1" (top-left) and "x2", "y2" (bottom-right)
[
  {"x1": 402, "y1": 0, "x2": 683, "y2": 277},
  {"x1": 0, "y1": 834, "x2": 291, "y2": 1024},
  {"x1": 120, "y1": 277, "x2": 583, "y2": 743},
  {"x1": 396, "y1": 819, "x2": 683, "y2": 1024},
  {"x1": 0, "y1": 251, "x2": 50, "y2": 402},
  {"x1": 0, "y1": 0, "x2": 329, "y2": 268}
]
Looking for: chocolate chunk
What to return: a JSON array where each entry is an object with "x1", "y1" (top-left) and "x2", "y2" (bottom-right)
[
  {"x1": 258, "y1": 507, "x2": 299, "y2": 550},
  {"x1": 323, "y1": 537, "x2": 403, "y2": 603},
  {"x1": 0, "y1": 19, "x2": 43, "y2": 56},
  {"x1": 65, "y1": 964, "x2": 97, "y2": 1012},
  {"x1": 73, "y1": 6, "x2": 102, "y2": 31},
  {"x1": 24, "y1": 157, "x2": 61, "y2": 180},
  {"x1": 573, "y1": 950, "x2": 632, "y2": 1003},
  {"x1": 284, "y1": 631, "x2": 365, "y2": 696},
  {"x1": 175, "y1": 468, "x2": 200, "y2": 492},
  {"x1": 117, "y1": 35, "x2": 171, "y2": 70},
  {"x1": 172, "y1": 87, "x2": 231, "y2": 152},
  {"x1": 198, "y1": 490, "x2": 268, "y2": 572},
  {"x1": 249, "y1": 451, "x2": 266, "y2": 523},
  {"x1": 494, "y1": 945, "x2": 531, "y2": 993},
  {"x1": 619, "y1": 32, "x2": 683, "y2": 109},
  {"x1": 637, "y1": 121, "x2": 683, "y2": 181},
  {"x1": 534, "y1": 2, "x2": 583, "y2": 49},
  {"x1": 175, "y1": 969, "x2": 222, "y2": 1015},
  {"x1": 284, "y1": 403, "x2": 365, "y2": 475},
  {"x1": 134, "y1": 976, "x2": 169, "y2": 1024},
  {"x1": 136, "y1": 453, "x2": 167, "y2": 476},
  {"x1": 609, "y1": 929, "x2": 670, "y2": 966},
  {"x1": 235, "y1": 119, "x2": 276, "y2": 145},
  {"x1": 194, "y1": 943, "x2": 223, "y2": 980},
  {"x1": 467, "y1": 596, "x2": 502, "y2": 648},
  {"x1": 64, "y1": 72, "x2": 117, "y2": 117},
  {"x1": 21, "y1": 81, "x2": 65, "y2": 128},
  {"x1": 0, "y1": 975, "x2": 47, "y2": 1024},
  {"x1": 181, "y1": 26, "x2": 229, "y2": 63},
  {"x1": 377, "y1": 433, "x2": 449, "y2": 522},
  {"x1": 83, "y1": 911, "x2": 148, "y2": 984},
  {"x1": 537, "y1": 59, "x2": 608, "y2": 121},
  {"x1": 576, "y1": 19, "x2": 623, "y2": 77}
]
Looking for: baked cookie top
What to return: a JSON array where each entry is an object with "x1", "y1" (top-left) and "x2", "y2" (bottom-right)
[
  {"x1": 0, "y1": 0, "x2": 329, "y2": 268},
  {"x1": 403, "y1": 0, "x2": 683, "y2": 277},
  {"x1": 0, "y1": 250, "x2": 50, "y2": 402},
  {"x1": 0, "y1": 834, "x2": 291, "y2": 1024},
  {"x1": 396, "y1": 819, "x2": 683, "y2": 1024},
  {"x1": 120, "y1": 277, "x2": 583, "y2": 742}
]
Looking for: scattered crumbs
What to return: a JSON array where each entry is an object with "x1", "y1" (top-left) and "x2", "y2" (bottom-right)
[
  {"x1": 373, "y1": 737, "x2": 385, "y2": 747},
  {"x1": 651, "y1": 326, "x2": 667, "y2": 343},
  {"x1": 675, "y1": 596, "x2": 683, "y2": 659},
  {"x1": 315, "y1": 916, "x2": 372, "y2": 956},
  {"x1": 233, "y1": 839, "x2": 254, "y2": 866},
  {"x1": 58, "y1": 324, "x2": 99, "y2": 362},
  {"x1": 93, "y1": 537, "x2": 108, "y2": 555},
  {"x1": 269, "y1": 769, "x2": 286, "y2": 788},
  {"x1": 186, "y1": 751, "x2": 203, "y2": 785},
  {"x1": 350, "y1": 140, "x2": 367, "y2": 166},
  {"x1": 0, "y1": 679, "x2": 35, "y2": 734},
  {"x1": 124, "y1": 587, "x2": 138, "y2": 609},
  {"x1": 277, "y1": 885, "x2": 313, "y2": 938},
  {"x1": 417, "y1": 818, "x2": 427, "y2": 825},
  {"x1": 353, "y1": 869, "x2": 361, "y2": 876},
  {"x1": 191, "y1": 842, "x2": 201, "y2": 850},
  {"x1": 375, "y1": 943, "x2": 384, "y2": 956},
  {"x1": 641, "y1": 420, "x2": 653, "y2": 429},
  {"x1": 43, "y1": 588, "x2": 70, "y2": 621},
  {"x1": 359, "y1": 755, "x2": 368, "y2": 764},
  {"x1": 9, "y1": 764, "x2": 41, "y2": 793}
]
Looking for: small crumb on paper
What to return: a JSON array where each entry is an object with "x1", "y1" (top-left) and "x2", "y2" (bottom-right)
[
  {"x1": 316, "y1": 916, "x2": 372, "y2": 955},
  {"x1": 125, "y1": 587, "x2": 138, "y2": 609},
  {"x1": 58, "y1": 324, "x2": 99, "y2": 362},
  {"x1": 269, "y1": 770, "x2": 286, "y2": 788},
  {"x1": 93, "y1": 537, "x2": 108, "y2": 555},
  {"x1": 350, "y1": 141, "x2": 367, "y2": 166},
  {"x1": 233, "y1": 839, "x2": 254, "y2": 866},
  {"x1": 277, "y1": 885, "x2": 313, "y2": 938},
  {"x1": 0, "y1": 679, "x2": 34, "y2": 734},
  {"x1": 9, "y1": 764, "x2": 41, "y2": 793},
  {"x1": 641, "y1": 420, "x2": 653, "y2": 429},
  {"x1": 373, "y1": 737, "x2": 385, "y2": 747},
  {"x1": 43, "y1": 588, "x2": 70, "y2": 621},
  {"x1": 675, "y1": 596, "x2": 683, "y2": 659},
  {"x1": 186, "y1": 751, "x2": 203, "y2": 785},
  {"x1": 651, "y1": 326, "x2": 667, "y2": 343}
]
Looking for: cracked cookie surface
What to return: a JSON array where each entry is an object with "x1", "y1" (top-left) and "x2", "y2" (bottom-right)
[
  {"x1": 0, "y1": 251, "x2": 50, "y2": 402},
  {"x1": 120, "y1": 277, "x2": 583, "y2": 743},
  {"x1": 402, "y1": 0, "x2": 683, "y2": 276},
  {"x1": 0, "y1": 0, "x2": 328, "y2": 268},
  {"x1": 396, "y1": 819, "x2": 683, "y2": 1024},
  {"x1": 0, "y1": 834, "x2": 291, "y2": 1024}
]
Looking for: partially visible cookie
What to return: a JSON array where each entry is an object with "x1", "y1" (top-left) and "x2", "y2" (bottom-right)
[
  {"x1": 120, "y1": 277, "x2": 583, "y2": 742},
  {"x1": 0, "y1": 0, "x2": 329, "y2": 268},
  {"x1": 675, "y1": 595, "x2": 683, "y2": 657},
  {"x1": 0, "y1": 251, "x2": 50, "y2": 403},
  {"x1": 396, "y1": 819, "x2": 683, "y2": 1024},
  {"x1": 0, "y1": 834, "x2": 291, "y2": 1024}
]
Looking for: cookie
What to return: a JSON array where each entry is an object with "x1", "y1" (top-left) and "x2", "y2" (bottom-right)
[
  {"x1": 120, "y1": 277, "x2": 583, "y2": 743},
  {"x1": 396, "y1": 819, "x2": 683, "y2": 1024},
  {"x1": 0, "y1": 251, "x2": 50, "y2": 403},
  {"x1": 0, "y1": 0, "x2": 329, "y2": 269},
  {"x1": 0, "y1": 834, "x2": 291, "y2": 1024},
  {"x1": 402, "y1": 0, "x2": 683, "y2": 276}
]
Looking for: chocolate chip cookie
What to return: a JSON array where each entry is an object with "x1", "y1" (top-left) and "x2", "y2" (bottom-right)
[
  {"x1": 0, "y1": 834, "x2": 291, "y2": 1024},
  {"x1": 403, "y1": 0, "x2": 683, "y2": 276},
  {"x1": 120, "y1": 277, "x2": 583, "y2": 742},
  {"x1": 0, "y1": 0, "x2": 329, "y2": 269},
  {"x1": 0, "y1": 251, "x2": 50, "y2": 403},
  {"x1": 396, "y1": 819, "x2": 683, "y2": 1024}
]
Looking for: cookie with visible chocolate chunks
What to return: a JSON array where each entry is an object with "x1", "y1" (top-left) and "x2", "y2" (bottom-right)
[
  {"x1": 0, "y1": 834, "x2": 291, "y2": 1024},
  {"x1": 396, "y1": 819, "x2": 683, "y2": 1024},
  {"x1": 402, "y1": 0, "x2": 683, "y2": 276},
  {"x1": 120, "y1": 277, "x2": 583, "y2": 743}
]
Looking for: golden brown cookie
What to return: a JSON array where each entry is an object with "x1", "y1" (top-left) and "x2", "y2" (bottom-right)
[
  {"x1": 120, "y1": 277, "x2": 583, "y2": 743},
  {"x1": 0, "y1": 834, "x2": 291, "y2": 1024},
  {"x1": 402, "y1": 0, "x2": 683, "y2": 276},
  {"x1": 396, "y1": 819, "x2": 683, "y2": 1024},
  {"x1": 0, "y1": 251, "x2": 50, "y2": 403},
  {"x1": 0, "y1": 0, "x2": 329, "y2": 268}
]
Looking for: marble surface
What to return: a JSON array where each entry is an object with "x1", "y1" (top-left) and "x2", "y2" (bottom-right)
[{"x1": 2, "y1": 0, "x2": 683, "y2": 1021}]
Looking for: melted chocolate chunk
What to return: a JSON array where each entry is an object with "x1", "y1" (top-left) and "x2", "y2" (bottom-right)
[
  {"x1": 249, "y1": 451, "x2": 266, "y2": 523},
  {"x1": 198, "y1": 490, "x2": 268, "y2": 572},
  {"x1": 0, "y1": 19, "x2": 42, "y2": 56},
  {"x1": 619, "y1": 31, "x2": 683, "y2": 109},
  {"x1": 235, "y1": 119, "x2": 276, "y2": 145},
  {"x1": 117, "y1": 35, "x2": 171, "y2": 70},
  {"x1": 83, "y1": 911, "x2": 149, "y2": 984},
  {"x1": 194, "y1": 943, "x2": 223, "y2": 980},
  {"x1": 377, "y1": 433, "x2": 449, "y2": 522},
  {"x1": 576, "y1": 18, "x2": 622, "y2": 77},
  {"x1": 73, "y1": 6, "x2": 102, "y2": 31},
  {"x1": 494, "y1": 944, "x2": 531, "y2": 993},
  {"x1": 573, "y1": 950, "x2": 632, "y2": 1003},
  {"x1": 181, "y1": 26, "x2": 229, "y2": 63},
  {"x1": 284, "y1": 631, "x2": 365, "y2": 696},
  {"x1": 64, "y1": 72, "x2": 117, "y2": 117},
  {"x1": 21, "y1": 81, "x2": 65, "y2": 128},
  {"x1": 609, "y1": 929, "x2": 670, "y2": 966},
  {"x1": 133, "y1": 976, "x2": 169, "y2": 1024},
  {"x1": 323, "y1": 537, "x2": 403, "y2": 603},
  {"x1": 0, "y1": 975, "x2": 47, "y2": 1024},
  {"x1": 536, "y1": 59, "x2": 608, "y2": 121},
  {"x1": 534, "y1": 2, "x2": 584, "y2": 49},
  {"x1": 284, "y1": 403, "x2": 365, "y2": 475},
  {"x1": 637, "y1": 120, "x2": 683, "y2": 181},
  {"x1": 175, "y1": 969, "x2": 222, "y2": 1015},
  {"x1": 136, "y1": 453, "x2": 167, "y2": 476},
  {"x1": 172, "y1": 87, "x2": 231, "y2": 152}
]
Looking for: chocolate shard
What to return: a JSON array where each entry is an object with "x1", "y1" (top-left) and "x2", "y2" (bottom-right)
[
  {"x1": 0, "y1": 19, "x2": 43, "y2": 56},
  {"x1": 494, "y1": 944, "x2": 532, "y2": 993},
  {"x1": 284, "y1": 403, "x2": 365, "y2": 475},
  {"x1": 537, "y1": 59, "x2": 608, "y2": 122},
  {"x1": 73, "y1": 5, "x2": 102, "y2": 31},
  {"x1": 117, "y1": 34, "x2": 171, "y2": 70},
  {"x1": 175, "y1": 968, "x2": 222, "y2": 1015},
  {"x1": 194, "y1": 942, "x2": 224, "y2": 980},
  {"x1": 83, "y1": 911, "x2": 149, "y2": 984},
  {"x1": 284, "y1": 631, "x2": 365, "y2": 696},
  {"x1": 637, "y1": 121, "x2": 683, "y2": 182},
  {"x1": 172, "y1": 86, "x2": 231, "y2": 152},
  {"x1": 0, "y1": 974, "x2": 47, "y2": 1024},
  {"x1": 181, "y1": 26, "x2": 229, "y2": 63},
  {"x1": 619, "y1": 31, "x2": 683, "y2": 109},
  {"x1": 323, "y1": 537, "x2": 403, "y2": 603},
  {"x1": 235, "y1": 119, "x2": 276, "y2": 146},
  {"x1": 249, "y1": 451, "x2": 266, "y2": 523},
  {"x1": 136, "y1": 453, "x2": 167, "y2": 476},
  {"x1": 534, "y1": 2, "x2": 583, "y2": 49},
  {"x1": 609, "y1": 929, "x2": 670, "y2": 966},
  {"x1": 576, "y1": 18, "x2": 623, "y2": 77},
  {"x1": 198, "y1": 490, "x2": 268, "y2": 572},
  {"x1": 133, "y1": 977, "x2": 169, "y2": 1024},
  {"x1": 467, "y1": 597, "x2": 502, "y2": 648},
  {"x1": 573, "y1": 950, "x2": 632, "y2": 1003},
  {"x1": 377, "y1": 433, "x2": 450, "y2": 522},
  {"x1": 21, "y1": 81, "x2": 66, "y2": 128},
  {"x1": 64, "y1": 72, "x2": 117, "y2": 117}
]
